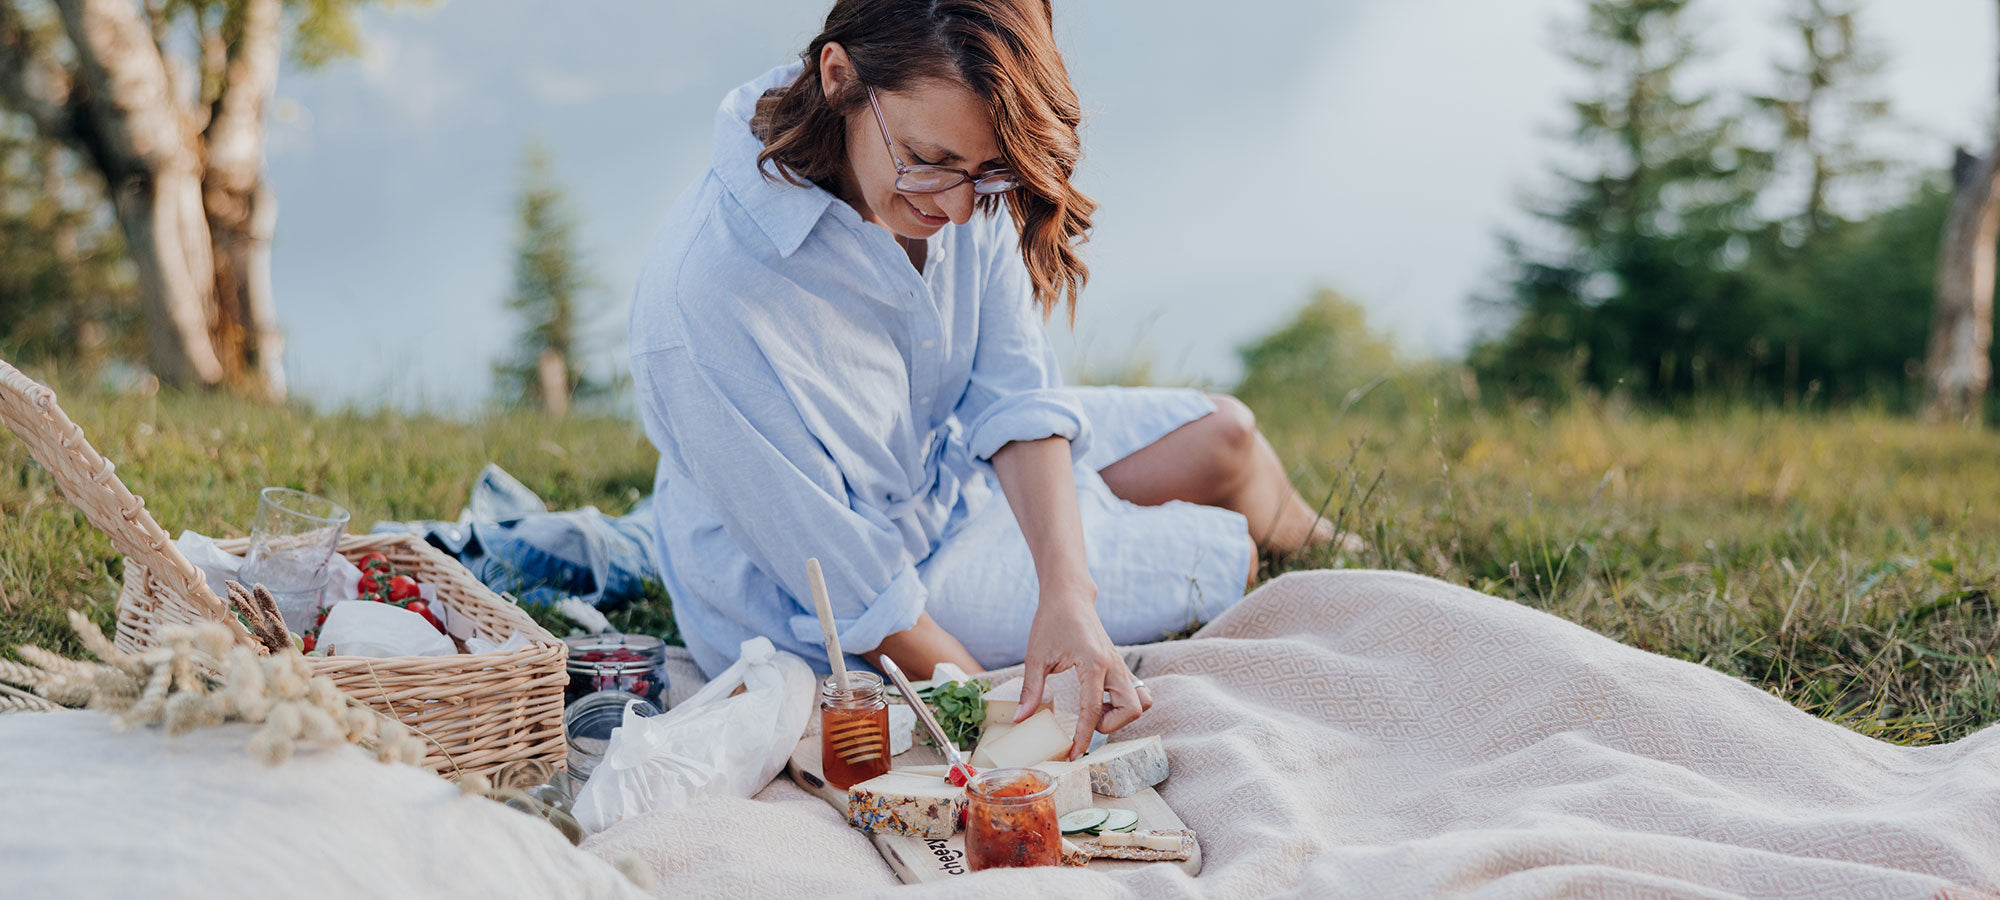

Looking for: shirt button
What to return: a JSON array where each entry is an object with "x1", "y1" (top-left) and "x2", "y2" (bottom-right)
[{"x1": 920, "y1": 339, "x2": 937, "y2": 350}]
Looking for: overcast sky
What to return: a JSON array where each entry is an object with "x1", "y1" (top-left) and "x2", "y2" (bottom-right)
[{"x1": 266, "y1": 0, "x2": 1992, "y2": 409}]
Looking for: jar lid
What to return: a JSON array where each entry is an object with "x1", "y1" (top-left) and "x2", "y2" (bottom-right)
[{"x1": 563, "y1": 632, "x2": 666, "y2": 674}]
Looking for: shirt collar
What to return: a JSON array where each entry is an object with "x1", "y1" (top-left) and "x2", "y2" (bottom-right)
[{"x1": 712, "y1": 62, "x2": 836, "y2": 258}]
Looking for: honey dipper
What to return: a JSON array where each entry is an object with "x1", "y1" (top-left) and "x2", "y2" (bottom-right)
[{"x1": 809, "y1": 559, "x2": 883, "y2": 765}]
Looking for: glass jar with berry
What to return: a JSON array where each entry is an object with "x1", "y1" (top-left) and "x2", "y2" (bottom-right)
[{"x1": 562, "y1": 633, "x2": 670, "y2": 709}]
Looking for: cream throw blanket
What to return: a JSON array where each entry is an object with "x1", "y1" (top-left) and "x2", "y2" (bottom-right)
[{"x1": 585, "y1": 571, "x2": 2000, "y2": 898}]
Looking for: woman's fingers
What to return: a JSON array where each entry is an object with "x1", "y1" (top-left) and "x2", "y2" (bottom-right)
[
  {"x1": 1016, "y1": 658, "x2": 1049, "y2": 724},
  {"x1": 1070, "y1": 664, "x2": 1107, "y2": 760},
  {"x1": 1097, "y1": 670, "x2": 1146, "y2": 734}
]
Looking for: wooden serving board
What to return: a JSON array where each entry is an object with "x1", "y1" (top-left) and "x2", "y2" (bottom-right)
[{"x1": 787, "y1": 737, "x2": 1202, "y2": 883}]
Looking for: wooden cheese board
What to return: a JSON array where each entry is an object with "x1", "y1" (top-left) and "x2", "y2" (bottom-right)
[{"x1": 786, "y1": 735, "x2": 1202, "y2": 884}]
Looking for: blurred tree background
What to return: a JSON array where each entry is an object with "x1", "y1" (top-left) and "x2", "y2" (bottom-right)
[
  {"x1": 0, "y1": 0, "x2": 1990, "y2": 428},
  {"x1": 0, "y1": 0, "x2": 411, "y2": 399},
  {"x1": 493, "y1": 142, "x2": 608, "y2": 417},
  {"x1": 0, "y1": 118, "x2": 141, "y2": 370},
  {"x1": 1433, "y1": 0, "x2": 2000, "y2": 420}
]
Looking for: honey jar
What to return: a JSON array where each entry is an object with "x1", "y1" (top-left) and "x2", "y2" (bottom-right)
[{"x1": 819, "y1": 671, "x2": 891, "y2": 789}]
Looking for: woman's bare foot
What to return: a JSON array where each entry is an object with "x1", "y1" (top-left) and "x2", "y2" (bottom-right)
[{"x1": 1099, "y1": 394, "x2": 1363, "y2": 559}]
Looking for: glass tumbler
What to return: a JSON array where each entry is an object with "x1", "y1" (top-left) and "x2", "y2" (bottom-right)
[{"x1": 239, "y1": 487, "x2": 350, "y2": 632}]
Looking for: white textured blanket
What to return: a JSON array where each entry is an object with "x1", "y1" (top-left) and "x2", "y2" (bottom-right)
[{"x1": 585, "y1": 570, "x2": 2000, "y2": 898}]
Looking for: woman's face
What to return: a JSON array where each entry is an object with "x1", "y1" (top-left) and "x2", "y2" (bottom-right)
[{"x1": 820, "y1": 43, "x2": 1004, "y2": 239}]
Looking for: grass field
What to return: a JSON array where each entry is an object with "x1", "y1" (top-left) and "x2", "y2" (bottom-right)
[{"x1": 4, "y1": 377, "x2": 1996, "y2": 744}]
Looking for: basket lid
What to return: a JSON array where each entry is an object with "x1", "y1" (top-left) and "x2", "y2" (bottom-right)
[{"x1": 0, "y1": 360, "x2": 245, "y2": 642}]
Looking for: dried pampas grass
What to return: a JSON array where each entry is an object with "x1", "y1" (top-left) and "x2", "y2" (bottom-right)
[{"x1": 0, "y1": 609, "x2": 425, "y2": 767}]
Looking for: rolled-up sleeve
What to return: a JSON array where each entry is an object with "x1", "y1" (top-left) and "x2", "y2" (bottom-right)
[
  {"x1": 636, "y1": 346, "x2": 926, "y2": 654},
  {"x1": 954, "y1": 216, "x2": 1091, "y2": 463}
]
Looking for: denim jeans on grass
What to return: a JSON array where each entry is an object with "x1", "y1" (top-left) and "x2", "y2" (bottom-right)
[{"x1": 373, "y1": 464, "x2": 660, "y2": 609}]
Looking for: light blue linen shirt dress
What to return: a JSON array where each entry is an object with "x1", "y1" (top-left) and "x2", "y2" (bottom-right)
[{"x1": 630, "y1": 63, "x2": 1252, "y2": 677}]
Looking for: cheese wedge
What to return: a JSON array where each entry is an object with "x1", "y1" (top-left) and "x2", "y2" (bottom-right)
[
  {"x1": 1032, "y1": 758, "x2": 1092, "y2": 815},
  {"x1": 981, "y1": 677, "x2": 1024, "y2": 727},
  {"x1": 888, "y1": 702, "x2": 915, "y2": 757},
  {"x1": 1081, "y1": 735, "x2": 1169, "y2": 797},
  {"x1": 847, "y1": 772, "x2": 965, "y2": 839},
  {"x1": 978, "y1": 708, "x2": 1070, "y2": 769},
  {"x1": 970, "y1": 701, "x2": 1050, "y2": 768},
  {"x1": 929, "y1": 662, "x2": 972, "y2": 684},
  {"x1": 980, "y1": 675, "x2": 1080, "y2": 737},
  {"x1": 982, "y1": 698, "x2": 1020, "y2": 736}
]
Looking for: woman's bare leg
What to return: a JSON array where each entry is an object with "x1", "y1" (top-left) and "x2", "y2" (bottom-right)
[{"x1": 1097, "y1": 394, "x2": 1339, "y2": 556}]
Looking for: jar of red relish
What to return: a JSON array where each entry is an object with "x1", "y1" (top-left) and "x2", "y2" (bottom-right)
[{"x1": 964, "y1": 767, "x2": 1060, "y2": 870}]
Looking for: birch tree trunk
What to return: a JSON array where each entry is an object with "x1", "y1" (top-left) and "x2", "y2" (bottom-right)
[
  {"x1": 1923, "y1": 147, "x2": 2000, "y2": 424},
  {"x1": 1921, "y1": 1, "x2": 2000, "y2": 425},
  {"x1": 0, "y1": 0, "x2": 286, "y2": 399}
]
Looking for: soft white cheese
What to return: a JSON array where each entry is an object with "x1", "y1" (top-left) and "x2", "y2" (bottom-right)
[
  {"x1": 1098, "y1": 830, "x2": 1183, "y2": 851},
  {"x1": 1081, "y1": 735, "x2": 1169, "y2": 797}
]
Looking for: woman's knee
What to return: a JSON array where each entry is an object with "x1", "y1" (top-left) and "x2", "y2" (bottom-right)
[
  {"x1": 1200, "y1": 394, "x2": 1262, "y2": 486},
  {"x1": 1204, "y1": 394, "x2": 1259, "y2": 451}
]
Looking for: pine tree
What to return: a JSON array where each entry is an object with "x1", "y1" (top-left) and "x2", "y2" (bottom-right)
[
  {"x1": 495, "y1": 143, "x2": 598, "y2": 415},
  {"x1": 1754, "y1": 0, "x2": 1892, "y2": 244},
  {"x1": 1475, "y1": 0, "x2": 1768, "y2": 400},
  {"x1": 1746, "y1": 0, "x2": 1901, "y2": 403}
]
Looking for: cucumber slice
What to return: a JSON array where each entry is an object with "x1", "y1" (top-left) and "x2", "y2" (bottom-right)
[
  {"x1": 1058, "y1": 808, "x2": 1110, "y2": 834},
  {"x1": 1097, "y1": 808, "x2": 1140, "y2": 833}
]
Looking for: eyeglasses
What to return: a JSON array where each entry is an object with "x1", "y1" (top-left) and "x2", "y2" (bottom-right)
[{"x1": 867, "y1": 87, "x2": 1021, "y2": 196}]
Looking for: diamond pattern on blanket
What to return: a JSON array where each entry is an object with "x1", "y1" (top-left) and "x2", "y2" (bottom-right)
[{"x1": 590, "y1": 570, "x2": 2000, "y2": 899}]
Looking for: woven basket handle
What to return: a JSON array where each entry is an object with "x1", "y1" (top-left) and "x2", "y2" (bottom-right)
[{"x1": 0, "y1": 359, "x2": 240, "y2": 631}]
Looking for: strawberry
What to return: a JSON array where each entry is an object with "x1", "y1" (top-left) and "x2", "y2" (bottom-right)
[{"x1": 301, "y1": 634, "x2": 316, "y2": 653}]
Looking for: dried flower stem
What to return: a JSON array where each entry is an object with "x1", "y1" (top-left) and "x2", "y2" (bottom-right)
[
  {"x1": 1, "y1": 609, "x2": 426, "y2": 768},
  {"x1": 226, "y1": 581, "x2": 291, "y2": 655}
]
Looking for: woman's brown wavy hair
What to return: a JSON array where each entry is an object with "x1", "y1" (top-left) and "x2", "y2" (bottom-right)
[{"x1": 753, "y1": 0, "x2": 1094, "y2": 319}]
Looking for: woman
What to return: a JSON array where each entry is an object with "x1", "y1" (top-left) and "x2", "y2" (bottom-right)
[{"x1": 630, "y1": 0, "x2": 1337, "y2": 757}]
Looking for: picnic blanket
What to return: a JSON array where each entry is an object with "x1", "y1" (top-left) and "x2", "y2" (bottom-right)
[
  {"x1": 584, "y1": 570, "x2": 2000, "y2": 898},
  {"x1": 0, "y1": 711, "x2": 646, "y2": 900}
]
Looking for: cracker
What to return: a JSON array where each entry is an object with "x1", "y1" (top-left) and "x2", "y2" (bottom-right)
[{"x1": 1075, "y1": 829, "x2": 1195, "y2": 862}]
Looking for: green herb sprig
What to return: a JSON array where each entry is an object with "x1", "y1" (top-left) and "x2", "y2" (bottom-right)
[{"x1": 916, "y1": 678, "x2": 988, "y2": 750}]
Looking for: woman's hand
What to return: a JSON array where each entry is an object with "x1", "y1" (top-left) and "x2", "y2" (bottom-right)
[
  {"x1": 1015, "y1": 574, "x2": 1153, "y2": 761},
  {"x1": 991, "y1": 436, "x2": 1153, "y2": 760}
]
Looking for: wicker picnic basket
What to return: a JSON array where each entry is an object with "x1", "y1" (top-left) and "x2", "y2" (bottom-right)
[{"x1": 0, "y1": 359, "x2": 569, "y2": 778}]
